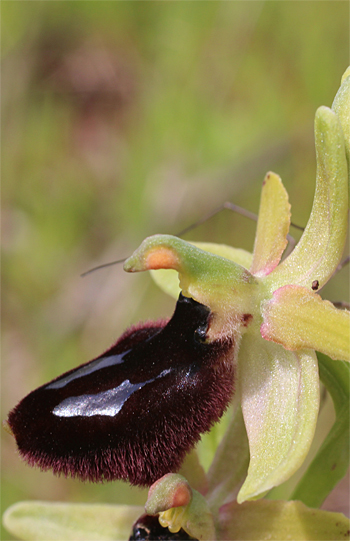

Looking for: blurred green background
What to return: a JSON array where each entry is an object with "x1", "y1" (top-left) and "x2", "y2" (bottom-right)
[{"x1": 2, "y1": 2, "x2": 349, "y2": 539}]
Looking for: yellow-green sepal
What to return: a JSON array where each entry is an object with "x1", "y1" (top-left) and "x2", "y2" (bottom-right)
[
  {"x1": 2, "y1": 502, "x2": 144, "y2": 541},
  {"x1": 218, "y1": 499, "x2": 350, "y2": 540},
  {"x1": 237, "y1": 333, "x2": 319, "y2": 503}
]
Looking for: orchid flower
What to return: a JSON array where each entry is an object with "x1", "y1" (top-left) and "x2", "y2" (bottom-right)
[
  {"x1": 124, "y1": 67, "x2": 350, "y2": 504},
  {"x1": 4, "y1": 69, "x2": 350, "y2": 541}
]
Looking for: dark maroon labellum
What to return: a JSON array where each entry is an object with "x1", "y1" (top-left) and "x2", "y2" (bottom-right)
[
  {"x1": 8, "y1": 294, "x2": 234, "y2": 486},
  {"x1": 129, "y1": 514, "x2": 198, "y2": 541}
]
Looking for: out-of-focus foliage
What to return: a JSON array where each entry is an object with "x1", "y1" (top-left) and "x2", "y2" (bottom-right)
[{"x1": 2, "y1": 2, "x2": 349, "y2": 540}]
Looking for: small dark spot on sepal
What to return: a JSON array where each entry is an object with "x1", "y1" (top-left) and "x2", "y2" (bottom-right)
[
  {"x1": 311, "y1": 280, "x2": 319, "y2": 291},
  {"x1": 8, "y1": 294, "x2": 235, "y2": 486},
  {"x1": 241, "y1": 313, "x2": 253, "y2": 327},
  {"x1": 129, "y1": 514, "x2": 198, "y2": 541}
]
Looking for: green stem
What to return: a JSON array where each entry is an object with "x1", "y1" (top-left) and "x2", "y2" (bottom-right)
[
  {"x1": 290, "y1": 353, "x2": 350, "y2": 507},
  {"x1": 206, "y1": 405, "x2": 250, "y2": 515}
]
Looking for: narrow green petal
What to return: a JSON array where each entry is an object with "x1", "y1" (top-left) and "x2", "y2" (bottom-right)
[
  {"x1": 261, "y1": 285, "x2": 350, "y2": 361},
  {"x1": 332, "y1": 67, "x2": 350, "y2": 183},
  {"x1": 150, "y1": 242, "x2": 253, "y2": 300},
  {"x1": 250, "y1": 172, "x2": 290, "y2": 276},
  {"x1": 3, "y1": 501, "x2": 143, "y2": 541},
  {"x1": 237, "y1": 333, "x2": 319, "y2": 502},
  {"x1": 218, "y1": 499, "x2": 350, "y2": 540},
  {"x1": 267, "y1": 106, "x2": 348, "y2": 290},
  {"x1": 291, "y1": 354, "x2": 350, "y2": 507}
]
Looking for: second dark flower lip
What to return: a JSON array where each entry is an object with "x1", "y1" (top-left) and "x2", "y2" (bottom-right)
[
  {"x1": 8, "y1": 293, "x2": 235, "y2": 486},
  {"x1": 128, "y1": 513, "x2": 198, "y2": 540}
]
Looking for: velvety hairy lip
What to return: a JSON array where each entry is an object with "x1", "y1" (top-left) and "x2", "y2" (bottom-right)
[{"x1": 7, "y1": 294, "x2": 235, "y2": 486}]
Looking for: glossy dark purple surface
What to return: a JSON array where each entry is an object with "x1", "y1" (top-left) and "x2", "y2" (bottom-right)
[
  {"x1": 8, "y1": 294, "x2": 235, "y2": 485},
  {"x1": 129, "y1": 514, "x2": 197, "y2": 540}
]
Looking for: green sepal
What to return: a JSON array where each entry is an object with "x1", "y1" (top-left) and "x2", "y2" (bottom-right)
[
  {"x1": 2, "y1": 501, "x2": 144, "y2": 541},
  {"x1": 218, "y1": 499, "x2": 350, "y2": 540}
]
